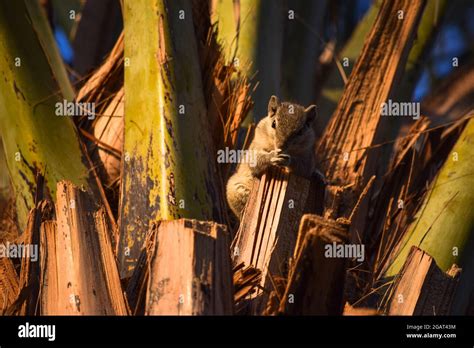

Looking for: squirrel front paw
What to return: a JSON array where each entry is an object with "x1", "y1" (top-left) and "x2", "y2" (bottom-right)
[{"x1": 270, "y1": 149, "x2": 291, "y2": 167}]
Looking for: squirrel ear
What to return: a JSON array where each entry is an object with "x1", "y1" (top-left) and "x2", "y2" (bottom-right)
[
  {"x1": 305, "y1": 104, "x2": 317, "y2": 123},
  {"x1": 268, "y1": 95, "x2": 280, "y2": 116}
]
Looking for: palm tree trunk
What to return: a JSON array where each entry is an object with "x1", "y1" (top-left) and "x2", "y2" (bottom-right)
[
  {"x1": 0, "y1": 0, "x2": 99, "y2": 230},
  {"x1": 385, "y1": 117, "x2": 474, "y2": 314},
  {"x1": 118, "y1": 0, "x2": 225, "y2": 277},
  {"x1": 212, "y1": 0, "x2": 283, "y2": 121}
]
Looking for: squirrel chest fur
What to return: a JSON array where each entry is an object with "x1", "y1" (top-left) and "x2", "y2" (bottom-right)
[{"x1": 226, "y1": 95, "x2": 317, "y2": 219}]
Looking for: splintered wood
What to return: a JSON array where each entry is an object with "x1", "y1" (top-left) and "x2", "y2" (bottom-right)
[
  {"x1": 277, "y1": 214, "x2": 349, "y2": 315},
  {"x1": 233, "y1": 262, "x2": 262, "y2": 308},
  {"x1": 18, "y1": 208, "x2": 41, "y2": 315},
  {"x1": 388, "y1": 246, "x2": 461, "y2": 315},
  {"x1": 317, "y1": 0, "x2": 426, "y2": 219},
  {"x1": 41, "y1": 181, "x2": 127, "y2": 315},
  {"x1": 0, "y1": 257, "x2": 19, "y2": 313},
  {"x1": 146, "y1": 219, "x2": 233, "y2": 315},
  {"x1": 365, "y1": 117, "x2": 430, "y2": 280},
  {"x1": 126, "y1": 233, "x2": 153, "y2": 315},
  {"x1": 76, "y1": 31, "x2": 124, "y2": 105},
  {"x1": 231, "y1": 167, "x2": 320, "y2": 313},
  {"x1": 343, "y1": 303, "x2": 379, "y2": 316},
  {"x1": 92, "y1": 87, "x2": 124, "y2": 186}
]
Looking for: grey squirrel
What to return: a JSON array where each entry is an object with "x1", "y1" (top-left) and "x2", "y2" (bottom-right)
[{"x1": 226, "y1": 95, "x2": 318, "y2": 219}]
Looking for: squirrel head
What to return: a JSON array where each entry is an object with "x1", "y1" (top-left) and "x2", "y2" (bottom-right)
[{"x1": 267, "y1": 95, "x2": 317, "y2": 152}]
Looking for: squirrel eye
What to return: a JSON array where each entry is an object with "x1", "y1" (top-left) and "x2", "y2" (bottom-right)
[{"x1": 271, "y1": 120, "x2": 276, "y2": 129}]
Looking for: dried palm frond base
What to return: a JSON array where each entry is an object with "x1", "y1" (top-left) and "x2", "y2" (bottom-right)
[{"x1": 233, "y1": 262, "x2": 262, "y2": 314}]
